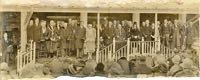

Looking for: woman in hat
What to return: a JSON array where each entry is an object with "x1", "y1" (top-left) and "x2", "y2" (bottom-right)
[{"x1": 85, "y1": 24, "x2": 96, "y2": 59}]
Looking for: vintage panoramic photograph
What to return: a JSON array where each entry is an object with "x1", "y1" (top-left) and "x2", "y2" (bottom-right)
[{"x1": 0, "y1": 0, "x2": 200, "y2": 79}]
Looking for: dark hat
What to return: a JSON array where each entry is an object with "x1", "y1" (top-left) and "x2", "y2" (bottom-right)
[{"x1": 95, "y1": 63, "x2": 104, "y2": 72}]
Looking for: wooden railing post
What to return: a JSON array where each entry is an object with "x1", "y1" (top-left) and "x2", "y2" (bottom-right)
[
  {"x1": 113, "y1": 38, "x2": 116, "y2": 54},
  {"x1": 30, "y1": 40, "x2": 33, "y2": 62},
  {"x1": 141, "y1": 37, "x2": 144, "y2": 55},
  {"x1": 33, "y1": 42, "x2": 36, "y2": 64},
  {"x1": 17, "y1": 50, "x2": 20, "y2": 72},
  {"x1": 127, "y1": 38, "x2": 130, "y2": 60}
]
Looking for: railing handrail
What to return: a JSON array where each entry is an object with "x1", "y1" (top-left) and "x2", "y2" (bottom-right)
[
  {"x1": 99, "y1": 43, "x2": 113, "y2": 51},
  {"x1": 17, "y1": 41, "x2": 36, "y2": 77},
  {"x1": 115, "y1": 45, "x2": 127, "y2": 53}
]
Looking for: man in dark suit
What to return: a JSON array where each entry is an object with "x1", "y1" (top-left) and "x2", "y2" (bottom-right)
[
  {"x1": 143, "y1": 20, "x2": 152, "y2": 41},
  {"x1": 161, "y1": 19, "x2": 171, "y2": 47},
  {"x1": 102, "y1": 21, "x2": 116, "y2": 46},
  {"x1": 75, "y1": 21, "x2": 86, "y2": 58},
  {"x1": 171, "y1": 20, "x2": 181, "y2": 49},
  {"x1": 32, "y1": 17, "x2": 41, "y2": 42}
]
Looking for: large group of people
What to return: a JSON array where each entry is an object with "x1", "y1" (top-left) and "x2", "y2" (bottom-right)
[
  {"x1": 99, "y1": 17, "x2": 198, "y2": 50},
  {"x1": 27, "y1": 17, "x2": 96, "y2": 59},
  {"x1": 26, "y1": 16, "x2": 198, "y2": 59},
  {"x1": 64, "y1": 50, "x2": 198, "y2": 77}
]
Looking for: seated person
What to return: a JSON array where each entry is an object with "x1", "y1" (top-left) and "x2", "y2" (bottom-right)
[
  {"x1": 134, "y1": 56, "x2": 152, "y2": 74},
  {"x1": 95, "y1": 63, "x2": 105, "y2": 76},
  {"x1": 117, "y1": 57, "x2": 130, "y2": 75},
  {"x1": 129, "y1": 58, "x2": 137, "y2": 75}
]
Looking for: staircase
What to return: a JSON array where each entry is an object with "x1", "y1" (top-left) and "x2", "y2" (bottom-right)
[
  {"x1": 17, "y1": 40, "x2": 36, "y2": 76},
  {"x1": 97, "y1": 37, "x2": 174, "y2": 63}
]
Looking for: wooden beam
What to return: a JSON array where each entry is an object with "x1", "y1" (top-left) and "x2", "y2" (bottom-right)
[
  {"x1": 1, "y1": 5, "x2": 199, "y2": 14},
  {"x1": 20, "y1": 12, "x2": 27, "y2": 52}
]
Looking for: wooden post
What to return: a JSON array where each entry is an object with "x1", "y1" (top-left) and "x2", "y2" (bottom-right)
[
  {"x1": 96, "y1": 13, "x2": 100, "y2": 63},
  {"x1": 199, "y1": 7, "x2": 200, "y2": 76},
  {"x1": 20, "y1": 12, "x2": 27, "y2": 52},
  {"x1": 127, "y1": 38, "x2": 130, "y2": 60},
  {"x1": 30, "y1": 40, "x2": 33, "y2": 62},
  {"x1": 17, "y1": 50, "x2": 20, "y2": 72},
  {"x1": 142, "y1": 37, "x2": 144, "y2": 55},
  {"x1": 113, "y1": 38, "x2": 116, "y2": 54},
  {"x1": 33, "y1": 42, "x2": 36, "y2": 64}
]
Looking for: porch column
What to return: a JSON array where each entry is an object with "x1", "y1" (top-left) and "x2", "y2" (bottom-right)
[
  {"x1": 178, "y1": 14, "x2": 187, "y2": 24},
  {"x1": 96, "y1": 13, "x2": 100, "y2": 63},
  {"x1": 0, "y1": 12, "x2": 2, "y2": 56},
  {"x1": 20, "y1": 12, "x2": 27, "y2": 52},
  {"x1": 132, "y1": 13, "x2": 140, "y2": 29},
  {"x1": 80, "y1": 12, "x2": 88, "y2": 28}
]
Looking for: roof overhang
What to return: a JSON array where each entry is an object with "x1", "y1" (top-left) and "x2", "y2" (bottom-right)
[{"x1": 0, "y1": 0, "x2": 200, "y2": 14}]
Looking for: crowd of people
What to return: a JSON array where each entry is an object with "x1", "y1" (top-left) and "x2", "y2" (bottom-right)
[
  {"x1": 63, "y1": 50, "x2": 198, "y2": 77},
  {"x1": 27, "y1": 17, "x2": 96, "y2": 59},
  {"x1": 27, "y1": 16, "x2": 198, "y2": 59},
  {"x1": 99, "y1": 17, "x2": 198, "y2": 50}
]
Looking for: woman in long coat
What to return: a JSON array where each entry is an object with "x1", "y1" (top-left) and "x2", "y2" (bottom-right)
[
  {"x1": 66, "y1": 22, "x2": 75, "y2": 56},
  {"x1": 27, "y1": 20, "x2": 34, "y2": 41},
  {"x1": 85, "y1": 24, "x2": 96, "y2": 59},
  {"x1": 46, "y1": 20, "x2": 58, "y2": 58},
  {"x1": 102, "y1": 21, "x2": 116, "y2": 46}
]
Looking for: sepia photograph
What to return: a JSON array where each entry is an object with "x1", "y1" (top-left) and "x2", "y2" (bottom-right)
[{"x1": 0, "y1": 0, "x2": 200, "y2": 79}]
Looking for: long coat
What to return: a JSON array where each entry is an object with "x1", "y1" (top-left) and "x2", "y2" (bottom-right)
[
  {"x1": 102, "y1": 26, "x2": 116, "y2": 46},
  {"x1": 186, "y1": 26, "x2": 195, "y2": 45},
  {"x1": 32, "y1": 24, "x2": 41, "y2": 42},
  {"x1": 66, "y1": 24, "x2": 75, "y2": 50},
  {"x1": 27, "y1": 25, "x2": 34, "y2": 41},
  {"x1": 116, "y1": 27, "x2": 126, "y2": 41},
  {"x1": 60, "y1": 28, "x2": 67, "y2": 49},
  {"x1": 171, "y1": 24, "x2": 181, "y2": 48},
  {"x1": 46, "y1": 25, "x2": 58, "y2": 53},
  {"x1": 143, "y1": 25, "x2": 152, "y2": 41},
  {"x1": 85, "y1": 27, "x2": 96, "y2": 53},
  {"x1": 75, "y1": 26, "x2": 86, "y2": 49},
  {"x1": 130, "y1": 28, "x2": 141, "y2": 41}
]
